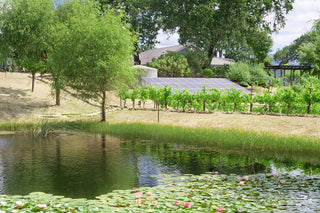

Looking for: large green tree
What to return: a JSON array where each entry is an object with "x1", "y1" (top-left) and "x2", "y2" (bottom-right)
[
  {"x1": 298, "y1": 19, "x2": 320, "y2": 76},
  {"x1": 49, "y1": 0, "x2": 136, "y2": 121},
  {"x1": 99, "y1": 0, "x2": 160, "y2": 64},
  {"x1": 274, "y1": 32, "x2": 315, "y2": 64},
  {"x1": 0, "y1": 0, "x2": 54, "y2": 92},
  {"x1": 158, "y1": 0, "x2": 293, "y2": 64}
]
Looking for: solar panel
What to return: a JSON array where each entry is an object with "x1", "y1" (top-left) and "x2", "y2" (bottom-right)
[{"x1": 141, "y1": 77, "x2": 250, "y2": 94}]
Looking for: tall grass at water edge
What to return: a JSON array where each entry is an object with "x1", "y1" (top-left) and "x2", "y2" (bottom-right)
[
  {"x1": 0, "y1": 121, "x2": 319, "y2": 155},
  {"x1": 68, "y1": 121, "x2": 319, "y2": 154}
]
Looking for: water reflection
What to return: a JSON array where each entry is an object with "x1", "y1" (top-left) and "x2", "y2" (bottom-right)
[{"x1": 0, "y1": 134, "x2": 318, "y2": 199}]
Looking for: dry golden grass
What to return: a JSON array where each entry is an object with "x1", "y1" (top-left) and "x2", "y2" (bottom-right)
[{"x1": 1, "y1": 72, "x2": 320, "y2": 139}]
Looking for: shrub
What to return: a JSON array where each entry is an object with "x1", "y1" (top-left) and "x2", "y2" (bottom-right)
[
  {"x1": 227, "y1": 62, "x2": 269, "y2": 87},
  {"x1": 201, "y1": 68, "x2": 214, "y2": 77},
  {"x1": 226, "y1": 62, "x2": 252, "y2": 87},
  {"x1": 212, "y1": 65, "x2": 229, "y2": 78},
  {"x1": 148, "y1": 52, "x2": 191, "y2": 77},
  {"x1": 249, "y1": 63, "x2": 269, "y2": 87}
]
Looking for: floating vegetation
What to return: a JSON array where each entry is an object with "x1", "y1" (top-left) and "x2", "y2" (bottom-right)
[{"x1": 0, "y1": 173, "x2": 319, "y2": 212}]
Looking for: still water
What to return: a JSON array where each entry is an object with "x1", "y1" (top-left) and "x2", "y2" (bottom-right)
[{"x1": 0, "y1": 134, "x2": 318, "y2": 199}]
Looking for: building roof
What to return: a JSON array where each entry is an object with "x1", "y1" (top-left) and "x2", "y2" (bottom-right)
[
  {"x1": 139, "y1": 45, "x2": 188, "y2": 65},
  {"x1": 140, "y1": 45, "x2": 235, "y2": 67},
  {"x1": 210, "y1": 57, "x2": 235, "y2": 66}
]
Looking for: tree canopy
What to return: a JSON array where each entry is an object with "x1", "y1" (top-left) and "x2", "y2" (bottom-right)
[
  {"x1": 157, "y1": 0, "x2": 293, "y2": 64},
  {"x1": 298, "y1": 19, "x2": 320, "y2": 76},
  {"x1": 0, "y1": 0, "x2": 54, "y2": 91},
  {"x1": 98, "y1": 0, "x2": 160, "y2": 64},
  {"x1": 274, "y1": 32, "x2": 315, "y2": 65}
]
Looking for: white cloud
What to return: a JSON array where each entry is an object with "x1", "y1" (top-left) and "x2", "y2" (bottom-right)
[
  {"x1": 156, "y1": 0, "x2": 320, "y2": 54},
  {"x1": 155, "y1": 30, "x2": 179, "y2": 48},
  {"x1": 271, "y1": 0, "x2": 320, "y2": 52}
]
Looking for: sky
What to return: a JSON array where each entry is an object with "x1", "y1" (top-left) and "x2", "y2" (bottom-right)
[{"x1": 155, "y1": 0, "x2": 320, "y2": 54}]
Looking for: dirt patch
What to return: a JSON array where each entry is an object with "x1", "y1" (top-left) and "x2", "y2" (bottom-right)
[{"x1": 1, "y1": 72, "x2": 320, "y2": 139}]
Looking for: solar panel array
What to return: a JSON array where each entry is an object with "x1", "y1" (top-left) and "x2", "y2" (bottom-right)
[{"x1": 141, "y1": 77, "x2": 250, "y2": 94}]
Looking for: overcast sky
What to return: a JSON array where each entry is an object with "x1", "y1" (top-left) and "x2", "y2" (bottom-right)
[{"x1": 155, "y1": 0, "x2": 320, "y2": 53}]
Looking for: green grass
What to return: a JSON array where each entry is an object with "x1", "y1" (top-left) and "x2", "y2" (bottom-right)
[{"x1": 1, "y1": 121, "x2": 319, "y2": 155}]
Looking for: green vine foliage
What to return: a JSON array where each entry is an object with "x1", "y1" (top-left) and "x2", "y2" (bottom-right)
[
  {"x1": 277, "y1": 87, "x2": 300, "y2": 114},
  {"x1": 159, "y1": 85, "x2": 173, "y2": 109},
  {"x1": 128, "y1": 77, "x2": 320, "y2": 115},
  {"x1": 137, "y1": 86, "x2": 149, "y2": 109}
]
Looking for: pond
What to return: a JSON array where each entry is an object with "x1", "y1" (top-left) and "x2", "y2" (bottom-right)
[{"x1": 0, "y1": 134, "x2": 319, "y2": 199}]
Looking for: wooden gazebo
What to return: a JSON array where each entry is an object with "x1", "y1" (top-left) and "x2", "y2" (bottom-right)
[{"x1": 265, "y1": 65, "x2": 312, "y2": 86}]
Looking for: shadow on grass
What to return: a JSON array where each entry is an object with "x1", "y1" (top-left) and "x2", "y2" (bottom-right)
[{"x1": 0, "y1": 87, "x2": 51, "y2": 120}]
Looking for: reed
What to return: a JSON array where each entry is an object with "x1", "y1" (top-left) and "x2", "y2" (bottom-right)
[
  {"x1": 1, "y1": 121, "x2": 319, "y2": 155},
  {"x1": 71, "y1": 121, "x2": 320, "y2": 154}
]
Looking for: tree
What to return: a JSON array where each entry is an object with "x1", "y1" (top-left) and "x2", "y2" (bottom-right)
[
  {"x1": 49, "y1": 0, "x2": 136, "y2": 122},
  {"x1": 99, "y1": 0, "x2": 160, "y2": 64},
  {"x1": 298, "y1": 19, "x2": 320, "y2": 76},
  {"x1": 158, "y1": 0, "x2": 293, "y2": 64},
  {"x1": 222, "y1": 29, "x2": 273, "y2": 64},
  {"x1": 48, "y1": 0, "x2": 98, "y2": 105},
  {"x1": 0, "y1": 0, "x2": 54, "y2": 92},
  {"x1": 274, "y1": 32, "x2": 314, "y2": 64}
]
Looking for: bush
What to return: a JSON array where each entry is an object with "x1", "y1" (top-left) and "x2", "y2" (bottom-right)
[
  {"x1": 226, "y1": 62, "x2": 269, "y2": 87},
  {"x1": 226, "y1": 62, "x2": 252, "y2": 86},
  {"x1": 249, "y1": 63, "x2": 269, "y2": 87},
  {"x1": 212, "y1": 65, "x2": 229, "y2": 78},
  {"x1": 201, "y1": 68, "x2": 214, "y2": 77},
  {"x1": 148, "y1": 53, "x2": 191, "y2": 77}
]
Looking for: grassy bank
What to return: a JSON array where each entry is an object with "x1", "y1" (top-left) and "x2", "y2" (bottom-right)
[{"x1": 1, "y1": 121, "x2": 319, "y2": 155}]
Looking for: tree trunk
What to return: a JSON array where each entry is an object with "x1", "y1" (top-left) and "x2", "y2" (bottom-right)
[
  {"x1": 157, "y1": 102, "x2": 160, "y2": 123},
  {"x1": 133, "y1": 41, "x2": 141, "y2": 65},
  {"x1": 307, "y1": 86, "x2": 312, "y2": 114},
  {"x1": 54, "y1": 73, "x2": 61, "y2": 106},
  {"x1": 206, "y1": 43, "x2": 217, "y2": 67},
  {"x1": 101, "y1": 91, "x2": 106, "y2": 122},
  {"x1": 31, "y1": 71, "x2": 36, "y2": 92},
  {"x1": 250, "y1": 84, "x2": 253, "y2": 112},
  {"x1": 203, "y1": 100, "x2": 206, "y2": 112},
  {"x1": 233, "y1": 103, "x2": 236, "y2": 112},
  {"x1": 55, "y1": 87, "x2": 60, "y2": 106},
  {"x1": 307, "y1": 102, "x2": 311, "y2": 114}
]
